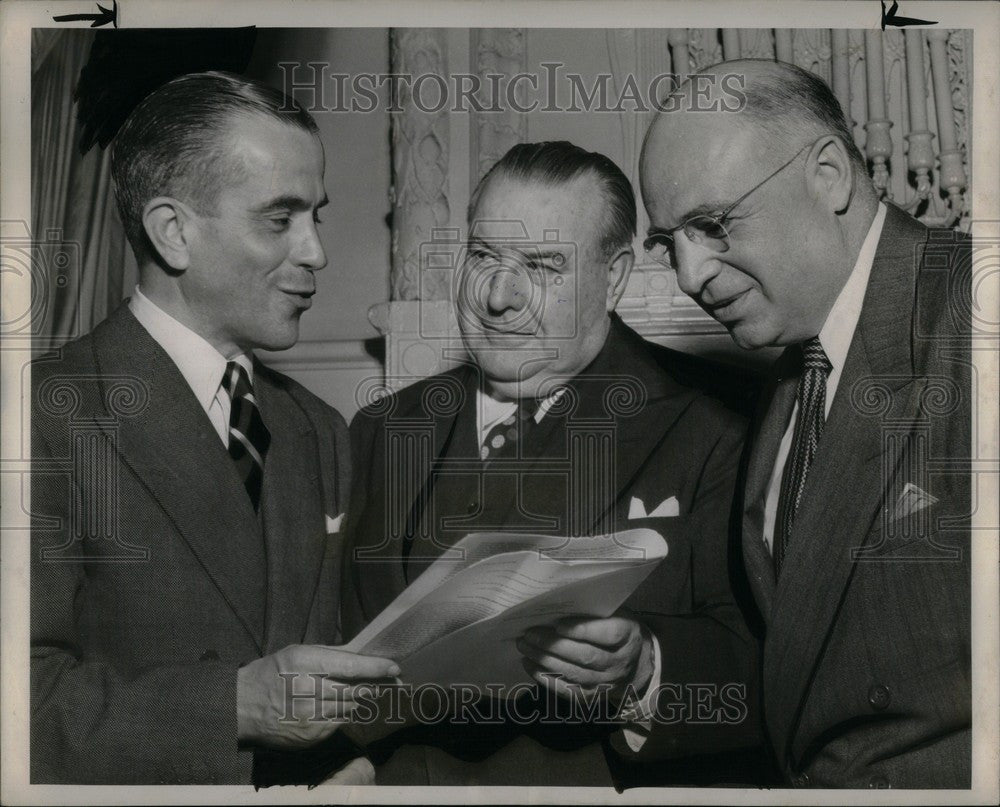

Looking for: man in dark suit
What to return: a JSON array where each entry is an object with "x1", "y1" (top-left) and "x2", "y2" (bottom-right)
[
  {"x1": 343, "y1": 142, "x2": 766, "y2": 786},
  {"x1": 30, "y1": 72, "x2": 398, "y2": 785},
  {"x1": 640, "y1": 59, "x2": 971, "y2": 787}
]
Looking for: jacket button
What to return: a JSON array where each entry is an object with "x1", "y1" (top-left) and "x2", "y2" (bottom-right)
[
  {"x1": 199, "y1": 649, "x2": 220, "y2": 662},
  {"x1": 467, "y1": 502, "x2": 477, "y2": 513},
  {"x1": 791, "y1": 772, "x2": 810, "y2": 787},
  {"x1": 868, "y1": 684, "x2": 891, "y2": 711},
  {"x1": 868, "y1": 775, "x2": 891, "y2": 788}
]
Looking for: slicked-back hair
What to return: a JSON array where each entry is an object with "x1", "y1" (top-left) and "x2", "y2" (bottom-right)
[
  {"x1": 728, "y1": 59, "x2": 868, "y2": 174},
  {"x1": 468, "y1": 141, "x2": 637, "y2": 261},
  {"x1": 110, "y1": 70, "x2": 319, "y2": 261}
]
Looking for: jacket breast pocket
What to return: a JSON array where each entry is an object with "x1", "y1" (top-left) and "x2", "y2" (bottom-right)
[{"x1": 621, "y1": 515, "x2": 693, "y2": 615}]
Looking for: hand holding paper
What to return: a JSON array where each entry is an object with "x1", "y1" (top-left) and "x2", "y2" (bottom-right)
[
  {"x1": 236, "y1": 644, "x2": 400, "y2": 749},
  {"x1": 518, "y1": 612, "x2": 654, "y2": 702},
  {"x1": 343, "y1": 528, "x2": 667, "y2": 692}
]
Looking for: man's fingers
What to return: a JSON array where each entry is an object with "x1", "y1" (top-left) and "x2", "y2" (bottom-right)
[
  {"x1": 522, "y1": 659, "x2": 608, "y2": 700},
  {"x1": 287, "y1": 645, "x2": 400, "y2": 680},
  {"x1": 318, "y1": 679, "x2": 373, "y2": 705},
  {"x1": 517, "y1": 632, "x2": 614, "y2": 671},
  {"x1": 286, "y1": 692, "x2": 357, "y2": 720},
  {"x1": 518, "y1": 643, "x2": 608, "y2": 687},
  {"x1": 552, "y1": 617, "x2": 635, "y2": 648}
]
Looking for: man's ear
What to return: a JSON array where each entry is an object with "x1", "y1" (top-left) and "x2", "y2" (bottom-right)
[
  {"x1": 809, "y1": 135, "x2": 855, "y2": 214},
  {"x1": 142, "y1": 197, "x2": 194, "y2": 271},
  {"x1": 606, "y1": 247, "x2": 635, "y2": 312}
]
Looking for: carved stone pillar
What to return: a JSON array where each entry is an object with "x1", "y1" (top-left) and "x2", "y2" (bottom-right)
[
  {"x1": 370, "y1": 29, "x2": 460, "y2": 392},
  {"x1": 471, "y1": 28, "x2": 527, "y2": 185},
  {"x1": 388, "y1": 28, "x2": 451, "y2": 302},
  {"x1": 864, "y1": 31, "x2": 893, "y2": 196}
]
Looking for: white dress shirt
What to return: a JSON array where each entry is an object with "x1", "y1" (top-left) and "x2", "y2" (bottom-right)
[
  {"x1": 129, "y1": 286, "x2": 253, "y2": 447},
  {"x1": 762, "y1": 202, "x2": 887, "y2": 552}
]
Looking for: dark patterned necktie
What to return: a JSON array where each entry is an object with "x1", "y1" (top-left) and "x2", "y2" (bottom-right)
[
  {"x1": 773, "y1": 338, "x2": 832, "y2": 577},
  {"x1": 480, "y1": 399, "x2": 538, "y2": 463},
  {"x1": 224, "y1": 361, "x2": 270, "y2": 510}
]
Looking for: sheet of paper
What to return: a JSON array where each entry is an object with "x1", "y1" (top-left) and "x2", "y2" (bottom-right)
[
  {"x1": 343, "y1": 527, "x2": 667, "y2": 686},
  {"x1": 398, "y1": 557, "x2": 665, "y2": 689}
]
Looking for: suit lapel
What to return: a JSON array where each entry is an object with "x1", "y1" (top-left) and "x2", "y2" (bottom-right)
[
  {"x1": 91, "y1": 306, "x2": 266, "y2": 653},
  {"x1": 586, "y1": 319, "x2": 700, "y2": 535},
  {"x1": 254, "y1": 367, "x2": 329, "y2": 653},
  {"x1": 399, "y1": 365, "x2": 475, "y2": 576},
  {"x1": 761, "y1": 204, "x2": 929, "y2": 757}
]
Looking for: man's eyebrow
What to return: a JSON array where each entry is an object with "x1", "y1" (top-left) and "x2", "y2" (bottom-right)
[
  {"x1": 468, "y1": 238, "x2": 566, "y2": 260},
  {"x1": 469, "y1": 236, "x2": 563, "y2": 258},
  {"x1": 254, "y1": 195, "x2": 329, "y2": 213},
  {"x1": 647, "y1": 200, "x2": 732, "y2": 235}
]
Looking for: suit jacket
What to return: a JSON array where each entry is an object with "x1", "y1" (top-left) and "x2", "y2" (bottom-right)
[
  {"x1": 30, "y1": 303, "x2": 351, "y2": 784},
  {"x1": 343, "y1": 315, "x2": 765, "y2": 787},
  {"x1": 740, "y1": 204, "x2": 972, "y2": 788}
]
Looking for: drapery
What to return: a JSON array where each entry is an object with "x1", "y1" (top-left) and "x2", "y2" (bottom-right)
[{"x1": 31, "y1": 29, "x2": 135, "y2": 350}]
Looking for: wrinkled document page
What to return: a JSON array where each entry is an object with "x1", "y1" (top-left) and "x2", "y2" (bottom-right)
[{"x1": 344, "y1": 528, "x2": 666, "y2": 688}]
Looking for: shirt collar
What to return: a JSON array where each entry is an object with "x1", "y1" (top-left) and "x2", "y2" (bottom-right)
[
  {"x1": 129, "y1": 286, "x2": 253, "y2": 412},
  {"x1": 475, "y1": 385, "x2": 566, "y2": 436},
  {"x1": 818, "y1": 202, "x2": 887, "y2": 374}
]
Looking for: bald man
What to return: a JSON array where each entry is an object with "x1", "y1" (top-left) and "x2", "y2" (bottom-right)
[{"x1": 639, "y1": 60, "x2": 971, "y2": 788}]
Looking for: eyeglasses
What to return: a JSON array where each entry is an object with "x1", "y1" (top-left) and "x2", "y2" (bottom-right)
[{"x1": 643, "y1": 135, "x2": 831, "y2": 264}]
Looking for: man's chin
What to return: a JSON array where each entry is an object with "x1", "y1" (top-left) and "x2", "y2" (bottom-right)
[
  {"x1": 725, "y1": 321, "x2": 774, "y2": 351},
  {"x1": 254, "y1": 325, "x2": 300, "y2": 353},
  {"x1": 482, "y1": 375, "x2": 546, "y2": 401}
]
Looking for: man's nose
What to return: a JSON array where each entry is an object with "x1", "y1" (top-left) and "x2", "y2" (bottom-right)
[
  {"x1": 293, "y1": 219, "x2": 328, "y2": 272},
  {"x1": 484, "y1": 265, "x2": 528, "y2": 315},
  {"x1": 672, "y1": 236, "x2": 722, "y2": 299}
]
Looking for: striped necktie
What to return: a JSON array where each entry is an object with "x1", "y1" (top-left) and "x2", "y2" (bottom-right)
[
  {"x1": 773, "y1": 337, "x2": 832, "y2": 577},
  {"x1": 223, "y1": 361, "x2": 270, "y2": 510}
]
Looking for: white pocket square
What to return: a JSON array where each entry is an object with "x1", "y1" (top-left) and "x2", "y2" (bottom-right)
[
  {"x1": 893, "y1": 483, "x2": 938, "y2": 520},
  {"x1": 628, "y1": 495, "x2": 679, "y2": 519},
  {"x1": 325, "y1": 513, "x2": 345, "y2": 534}
]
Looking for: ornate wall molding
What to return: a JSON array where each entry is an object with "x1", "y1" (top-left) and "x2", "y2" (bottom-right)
[
  {"x1": 389, "y1": 28, "x2": 451, "y2": 302},
  {"x1": 471, "y1": 28, "x2": 527, "y2": 188}
]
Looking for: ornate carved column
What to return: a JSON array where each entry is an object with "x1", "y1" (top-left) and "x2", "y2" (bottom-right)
[
  {"x1": 369, "y1": 29, "x2": 459, "y2": 392},
  {"x1": 470, "y1": 28, "x2": 527, "y2": 185},
  {"x1": 830, "y1": 29, "x2": 851, "y2": 117},
  {"x1": 864, "y1": 31, "x2": 893, "y2": 196},
  {"x1": 928, "y1": 29, "x2": 968, "y2": 226},
  {"x1": 902, "y1": 30, "x2": 934, "y2": 209},
  {"x1": 387, "y1": 28, "x2": 451, "y2": 303},
  {"x1": 667, "y1": 29, "x2": 691, "y2": 75}
]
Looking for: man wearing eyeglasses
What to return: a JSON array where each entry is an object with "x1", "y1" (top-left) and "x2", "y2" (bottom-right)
[
  {"x1": 639, "y1": 59, "x2": 971, "y2": 788},
  {"x1": 342, "y1": 141, "x2": 771, "y2": 787}
]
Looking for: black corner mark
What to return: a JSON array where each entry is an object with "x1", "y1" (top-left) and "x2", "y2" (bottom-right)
[
  {"x1": 881, "y1": 0, "x2": 939, "y2": 31},
  {"x1": 53, "y1": 0, "x2": 118, "y2": 29}
]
